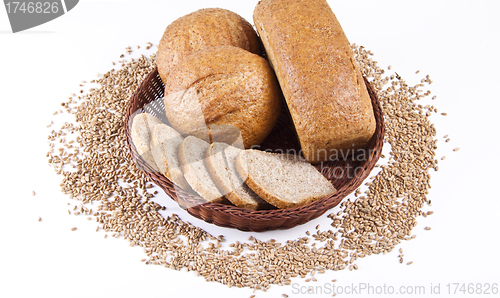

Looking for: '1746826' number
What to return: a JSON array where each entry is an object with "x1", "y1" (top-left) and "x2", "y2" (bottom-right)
[
  {"x1": 446, "y1": 283, "x2": 498, "y2": 295},
  {"x1": 5, "y1": 2, "x2": 59, "y2": 14}
]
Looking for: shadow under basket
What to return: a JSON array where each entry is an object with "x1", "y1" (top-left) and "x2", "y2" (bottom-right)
[{"x1": 125, "y1": 67, "x2": 385, "y2": 232}]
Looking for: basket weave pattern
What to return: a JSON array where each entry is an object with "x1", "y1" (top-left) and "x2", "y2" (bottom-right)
[{"x1": 125, "y1": 67, "x2": 384, "y2": 232}]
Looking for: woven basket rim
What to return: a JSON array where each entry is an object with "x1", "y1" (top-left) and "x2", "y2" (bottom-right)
[{"x1": 124, "y1": 67, "x2": 384, "y2": 231}]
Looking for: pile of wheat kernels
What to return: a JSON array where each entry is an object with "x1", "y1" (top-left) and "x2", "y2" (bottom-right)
[{"x1": 46, "y1": 43, "x2": 440, "y2": 291}]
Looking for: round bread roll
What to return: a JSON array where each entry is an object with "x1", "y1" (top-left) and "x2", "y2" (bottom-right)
[
  {"x1": 157, "y1": 8, "x2": 262, "y2": 83},
  {"x1": 163, "y1": 45, "x2": 282, "y2": 148}
]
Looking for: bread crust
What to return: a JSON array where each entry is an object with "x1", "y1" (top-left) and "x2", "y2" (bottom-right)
[
  {"x1": 157, "y1": 8, "x2": 262, "y2": 83},
  {"x1": 253, "y1": 0, "x2": 376, "y2": 163}
]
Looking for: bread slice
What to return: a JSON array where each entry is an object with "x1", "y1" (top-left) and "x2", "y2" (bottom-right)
[
  {"x1": 130, "y1": 113, "x2": 163, "y2": 171},
  {"x1": 150, "y1": 124, "x2": 190, "y2": 189},
  {"x1": 236, "y1": 150, "x2": 336, "y2": 209},
  {"x1": 178, "y1": 136, "x2": 225, "y2": 203},
  {"x1": 206, "y1": 142, "x2": 272, "y2": 210}
]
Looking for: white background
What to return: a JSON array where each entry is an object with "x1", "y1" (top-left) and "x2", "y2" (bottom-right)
[{"x1": 1, "y1": 0, "x2": 499, "y2": 297}]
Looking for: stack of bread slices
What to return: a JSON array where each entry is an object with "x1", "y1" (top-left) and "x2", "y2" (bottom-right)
[{"x1": 131, "y1": 112, "x2": 336, "y2": 210}]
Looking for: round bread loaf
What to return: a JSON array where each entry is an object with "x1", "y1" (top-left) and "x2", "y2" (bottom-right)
[
  {"x1": 157, "y1": 8, "x2": 262, "y2": 83},
  {"x1": 163, "y1": 45, "x2": 282, "y2": 149}
]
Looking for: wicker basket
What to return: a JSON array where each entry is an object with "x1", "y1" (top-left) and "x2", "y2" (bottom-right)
[{"x1": 125, "y1": 67, "x2": 384, "y2": 232}]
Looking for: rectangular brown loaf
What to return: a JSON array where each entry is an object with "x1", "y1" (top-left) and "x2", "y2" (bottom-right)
[{"x1": 253, "y1": 0, "x2": 376, "y2": 163}]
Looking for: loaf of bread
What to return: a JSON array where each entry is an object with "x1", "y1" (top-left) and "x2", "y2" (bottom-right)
[
  {"x1": 150, "y1": 124, "x2": 190, "y2": 190},
  {"x1": 206, "y1": 142, "x2": 271, "y2": 210},
  {"x1": 236, "y1": 150, "x2": 336, "y2": 209},
  {"x1": 157, "y1": 8, "x2": 262, "y2": 83},
  {"x1": 253, "y1": 0, "x2": 376, "y2": 163},
  {"x1": 163, "y1": 45, "x2": 282, "y2": 148},
  {"x1": 130, "y1": 113, "x2": 162, "y2": 172}
]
